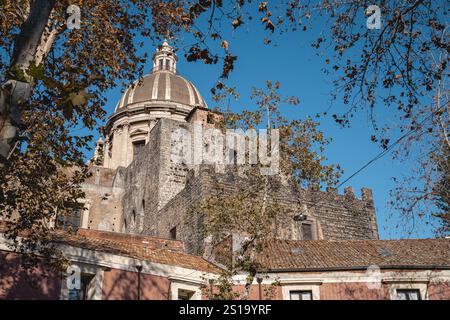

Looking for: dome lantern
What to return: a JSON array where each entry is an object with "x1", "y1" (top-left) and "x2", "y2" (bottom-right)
[{"x1": 152, "y1": 39, "x2": 177, "y2": 73}]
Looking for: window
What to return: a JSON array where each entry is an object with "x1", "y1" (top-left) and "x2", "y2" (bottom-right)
[
  {"x1": 166, "y1": 59, "x2": 171, "y2": 70},
  {"x1": 57, "y1": 208, "x2": 81, "y2": 231},
  {"x1": 290, "y1": 290, "x2": 313, "y2": 300},
  {"x1": 133, "y1": 140, "x2": 145, "y2": 159},
  {"x1": 396, "y1": 289, "x2": 421, "y2": 300},
  {"x1": 207, "y1": 113, "x2": 215, "y2": 124},
  {"x1": 301, "y1": 222, "x2": 313, "y2": 240},
  {"x1": 170, "y1": 227, "x2": 177, "y2": 240},
  {"x1": 178, "y1": 289, "x2": 195, "y2": 300},
  {"x1": 68, "y1": 273, "x2": 95, "y2": 300},
  {"x1": 158, "y1": 59, "x2": 163, "y2": 70}
]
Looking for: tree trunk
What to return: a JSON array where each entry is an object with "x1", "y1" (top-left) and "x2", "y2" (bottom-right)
[{"x1": 0, "y1": 0, "x2": 56, "y2": 167}]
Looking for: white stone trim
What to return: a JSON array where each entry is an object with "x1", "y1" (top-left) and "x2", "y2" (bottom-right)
[
  {"x1": 165, "y1": 72, "x2": 171, "y2": 100},
  {"x1": 60, "y1": 263, "x2": 105, "y2": 300},
  {"x1": 181, "y1": 77, "x2": 196, "y2": 105},
  {"x1": 388, "y1": 282, "x2": 429, "y2": 300},
  {"x1": 170, "y1": 281, "x2": 202, "y2": 300},
  {"x1": 59, "y1": 244, "x2": 214, "y2": 283},
  {"x1": 152, "y1": 73, "x2": 160, "y2": 99},
  {"x1": 191, "y1": 82, "x2": 205, "y2": 107},
  {"x1": 128, "y1": 81, "x2": 138, "y2": 105},
  {"x1": 279, "y1": 278, "x2": 323, "y2": 285},
  {"x1": 232, "y1": 270, "x2": 450, "y2": 286},
  {"x1": 116, "y1": 87, "x2": 129, "y2": 111},
  {"x1": 281, "y1": 283, "x2": 321, "y2": 300},
  {"x1": 275, "y1": 270, "x2": 449, "y2": 283},
  {"x1": 168, "y1": 275, "x2": 206, "y2": 286}
]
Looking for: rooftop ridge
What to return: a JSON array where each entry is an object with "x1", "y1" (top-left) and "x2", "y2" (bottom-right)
[{"x1": 75, "y1": 228, "x2": 185, "y2": 252}]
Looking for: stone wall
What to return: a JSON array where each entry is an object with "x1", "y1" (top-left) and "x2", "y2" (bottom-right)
[
  {"x1": 143, "y1": 167, "x2": 208, "y2": 254},
  {"x1": 82, "y1": 166, "x2": 125, "y2": 232},
  {"x1": 122, "y1": 118, "x2": 192, "y2": 236},
  {"x1": 152, "y1": 165, "x2": 378, "y2": 255},
  {"x1": 91, "y1": 110, "x2": 378, "y2": 255}
]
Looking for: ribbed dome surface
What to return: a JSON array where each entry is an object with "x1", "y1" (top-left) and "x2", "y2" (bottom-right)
[{"x1": 115, "y1": 72, "x2": 207, "y2": 112}]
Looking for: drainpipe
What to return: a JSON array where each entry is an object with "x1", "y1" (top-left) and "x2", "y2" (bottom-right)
[
  {"x1": 257, "y1": 276, "x2": 263, "y2": 300},
  {"x1": 136, "y1": 265, "x2": 142, "y2": 300}
]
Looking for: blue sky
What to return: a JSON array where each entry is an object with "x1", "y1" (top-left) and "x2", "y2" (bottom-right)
[{"x1": 86, "y1": 12, "x2": 439, "y2": 239}]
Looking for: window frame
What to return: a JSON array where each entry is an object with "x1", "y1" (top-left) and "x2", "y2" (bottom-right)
[
  {"x1": 396, "y1": 289, "x2": 422, "y2": 300},
  {"x1": 281, "y1": 283, "x2": 321, "y2": 300},
  {"x1": 60, "y1": 264, "x2": 104, "y2": 300},
  {"x1": 132, "y1": 140, "x2": 146, "y2": 159},
  {"x1": 56, "y1": 206, "x2": 83, "y2": 231},
  {"x1": 289, "y1": 290, "x2": 314, "y2": 300},
  {"x1": 388, "y1": 282, "x2": 428, "y2": 300},
  {"x1": 169, "y1": 279, "x2": 202, "y2": 300}
]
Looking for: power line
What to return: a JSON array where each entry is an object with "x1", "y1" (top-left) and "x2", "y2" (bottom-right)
[{"x1": 306, "y1": 108, "x2": 442, "y2": 211}]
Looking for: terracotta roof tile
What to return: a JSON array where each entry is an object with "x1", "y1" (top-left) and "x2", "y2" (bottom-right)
[
  {"x1": 257, "y1": 239, "x2": 450, "y2": 271},
  {"x1": 2, "y1": 222, "x2": 448, "y2": 273},
  {"x1": 50, "y1": 229, "x2": 221, "y2": 274}
]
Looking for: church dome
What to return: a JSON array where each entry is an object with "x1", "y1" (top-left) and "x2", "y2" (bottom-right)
[
  {"x1": 102, "y1": 40, "x2": 209, "y2": 170},
  {"x1": 114, "y1": 72, "x2": 207, "y2": 112},
  {"x1": 113, "y1": 40, "x2": 207, "y2": 113}
]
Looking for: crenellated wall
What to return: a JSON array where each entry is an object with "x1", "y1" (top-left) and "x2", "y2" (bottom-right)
[
  {"x1": 154, "y1": 165, "x2": 379, "y2": 255},
  {"x1": 84, "y1": 107, "x2": 378, "y2": 255}
]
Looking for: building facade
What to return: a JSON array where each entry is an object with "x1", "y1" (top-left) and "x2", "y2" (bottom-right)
[
  {"x1": 82, "y1": 41, "x2": 379, "y2": 255},
  {"x1": 0, "y1": 41, "x2": 449, "y2": 300}
]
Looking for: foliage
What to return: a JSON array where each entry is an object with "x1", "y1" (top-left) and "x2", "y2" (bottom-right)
[
  {"x1": 196, "y1": 81, "x2": 341, "y2": 299},
  {"x1": 297, "y1": 0, "x2": 449, "y2": 235},
  {"x1": 223, "y1": 80, "x2": 342, "y2": 190},
  {"x1": 0, "y1": 0, "x2": 447, "y2": 283}
]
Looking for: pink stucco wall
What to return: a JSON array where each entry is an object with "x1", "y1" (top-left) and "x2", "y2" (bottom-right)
[
  {"x1": 102, "y1": 268, "x2": 171, "y2": 300},
  {"x1": 0, "y1": 250, "x2": 61, "y2": 300}
]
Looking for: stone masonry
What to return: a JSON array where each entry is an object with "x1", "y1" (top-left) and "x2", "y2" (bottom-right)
[
  {"x1": 84, "y1": 106, "x2": 378, "y2": 256},
  {"x1": 81, "y1": 41, "x2": 379, "y2": 257}
]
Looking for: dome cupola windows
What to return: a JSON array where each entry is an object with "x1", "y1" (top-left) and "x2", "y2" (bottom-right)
[{"x1": 153, "y1": 39, "x2": 177, "y2": 73}]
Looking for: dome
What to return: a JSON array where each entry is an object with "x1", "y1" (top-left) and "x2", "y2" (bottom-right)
[
  {"x1": 114, "y1": 72, "x2": 207, "y2": 112},
  {"x1": 102, "y1": 40, "x2": 209, "y2": 170},
  {"x1": 113, "y1": 40, "x2": 207, "y2": 113}
]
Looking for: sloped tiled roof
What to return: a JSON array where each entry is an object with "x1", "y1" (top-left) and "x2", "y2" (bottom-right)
[
  {"x1": 0, "y1": 223, "x2": 220, "y2": 274},
  {"x1": 2, "y1": 222, "x2": 449, "y2": 273},
  {"x1": 257, "y1": 239, "x2": 450, "y2": 271},
  {"x1": 51, "y1": 229, "x2": 221, "y2": 274}
]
